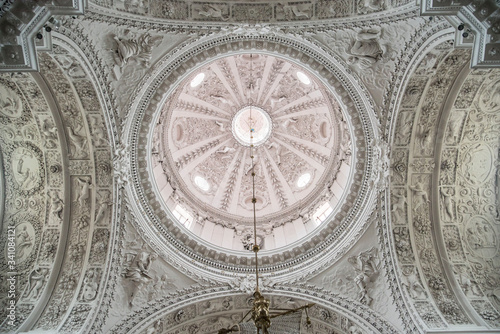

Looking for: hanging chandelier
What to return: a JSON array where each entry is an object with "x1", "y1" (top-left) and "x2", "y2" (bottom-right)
[{"x1": 218, "y1": 57, "x2": 314, "y2": 333}]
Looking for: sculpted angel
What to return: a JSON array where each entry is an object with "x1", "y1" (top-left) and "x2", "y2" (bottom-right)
[
  {"x1": 348, "y1": 247, "x2": 380, "y2": 305},
  {"x1": 123, "y1": 251, "x2": 158, "y2": 306},
  {"x1": 26, "y1": 267, "x2": 49, "y2": 300},
  {"x1": 198, "y1": 4, "x2": 229, "y2": 21},
  {"x1": 348, "y1": 28, "x2": 384, "y2": 69}
]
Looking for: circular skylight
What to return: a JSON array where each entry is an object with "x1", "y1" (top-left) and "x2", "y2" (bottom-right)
[
  {"x1": 297, "y1": 173, "x2": 311, "y2": 188},
  {"x1": 190, "y1": 72, "x2": 205, "y2": 87},
  {"x1": 194, "y1": 175, "x2": 210, "y2": 191},
  {"x1": 232, "y1": 106, "x2": 272, "y2": 146},
  {"x1": 297, "y1": 71, "x2": 311, "y2": 85}
]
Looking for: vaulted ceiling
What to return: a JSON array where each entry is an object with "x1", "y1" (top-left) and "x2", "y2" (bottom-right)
[{"x1": 0, "y1": 1, "x2": 499, "y2": 333}]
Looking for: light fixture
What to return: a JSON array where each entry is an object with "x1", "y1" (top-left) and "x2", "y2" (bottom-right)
[{"x1": 218, "y1": 55, "x2": 314, "y2": 334}]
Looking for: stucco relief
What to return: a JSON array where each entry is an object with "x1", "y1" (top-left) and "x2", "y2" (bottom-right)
[
  {"x1": 110, "y1": 32, "x2": 162, "y2": 80},
  {"x1": 13, "y1": 48, "x2": 115, "y2": 333},
  {"x1": 444, "y1": 110, "x2": 466, "y2": 146},
  {"x1": 113, "y1": 290, "x2": 397, "y2": 334},
  {"x1": 0, "y1": 71, "x2": 62, "y2": 332},
  {"x1": 464, "y1": 216, "x2": 498, "y2": 259},
  {"x1": 193, "y1": 3, "x2": 230, "y2": 21},
  {"x1": 93, "y1": 0, "x2": 412, "y2": 22},
  {"x1": 0, "y1": 81, "x2": 23, "y2": 118},
  {"x1": 319, "y1": 19, "x2": 422, "y2": 112},
  {"x1": 478, "y1": 77, "x2": 500, "y2": 112},
  {"x1": 11, "y1": 144, "x2": 43, "y2": 194},
  {"x1": 387, "y1": 44, "x2": 482, "y2": 330},
  {"x1": 150, "y1": 50, "x2": 353, "y2": 250},
  {"x1": 276, "y1": 2, "x2": 312, "y2": 21},
  {"x1": 460, "y1": 143, "x2": 494, "y2": 186}
]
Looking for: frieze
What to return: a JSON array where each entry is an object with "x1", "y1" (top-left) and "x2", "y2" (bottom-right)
[
  {"x1": 382, "y1": 21, "x2": 453, "y2": 137},
  {"x1": 386, "y1": 39, "x2": 480, "y2": 330},
  {"x1": 0, "y1": 71, "x2": 63, "y2": 332},
  {"x1": 90, "y1": 0, "x2": 413, "y2": 23}
]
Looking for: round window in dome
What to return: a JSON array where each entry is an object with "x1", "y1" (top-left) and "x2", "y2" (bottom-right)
[
  {"x1": 297, "y1": 71, "x2": 311, "y2": 85},
  {"x1": 190, "y1": 73, "x2": 205, "y2": 87},
  {"x1": 194, "y1": 175, "x2": 210, "y2": 191},
  {"x1": 297, "y1": 173, "x2": 312, "y2": 188}
]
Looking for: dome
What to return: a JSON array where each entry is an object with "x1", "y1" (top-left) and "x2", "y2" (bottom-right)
[{"x1": 151, "y1": 53, "x2": 352, "y2": 251}]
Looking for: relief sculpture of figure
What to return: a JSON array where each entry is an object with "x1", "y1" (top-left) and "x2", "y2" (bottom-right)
[
  {"x1": 440, "y1": 188, "x2": 454, "y2": 221},
  {"x1": 409, "y1": 181, "x2": 429, "y2": 211},
  {"x1": 49, "y1": 190, "x2": 64, "y2": 223},
  {"x1": 358, "y1": 0, "x2": 384, "y2": 14},
  {"x1": 215, "y1": 145, "x2": 236, "y2": 155},
  {"x1": 112, "y1": 32, "x2": 162, "y2": 78},
  {"x1": 82, "y1": 269, "x2": 99, "y2": 301},
  {"x1": 123, "y1": 251, "x2": 158, "y2": 306},
  {"x1": 391, "y1": 192, "x2": 406, "y2": 223},
  {"x1": 94, "y1": 190, "x2": 112, "y2": 225},
  {"x1": 198, "y1": 4, "x2": 229, "y2": 21},
  {"x1": 402, "y1": 266, "x2": 427, "y2": 299},
  {"x1": 76, "y1": 177, "x2": 92, "y2": 207},
  {"x1": 348, "y1": 28, "x2": 383, "y2": 69},
  {"x1": 282, "y1": 4, "x2": 310, "y2": 19},
  {"x1": 41, "y1": 118, "x2": 58, "y2": 148},
  {"x1": 0, "y1": 84, "x2": 22, "y2": 118},
  {"x1": 17, "y1": 225, "x2": 33, "y2": 259},
  {"x1": 66, "y1": 126, "x2": 87, "y2": 156},
  {"x1": 14, "y1": 150, "x2": 37, "y2": 190},
  {"x1": 348, "y1": 247, "x2": 380, "y2": 306},
  {"x1": 25, "y1": 267, "x2": 48, "y2": 300},
  {"x1": 267, "y1": 142, "x2": 282, "y2": 165}
]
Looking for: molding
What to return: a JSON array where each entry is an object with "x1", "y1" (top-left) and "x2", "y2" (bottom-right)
[
  {"x1": 419, "y1": 0, "x2": 500, "y2": 67},
  {"x1": 0, "y1": 1, "x2": 87, "y2": 72},
  {"x1": 16, "y1": 72, "x2": 72, "y2": 332}
]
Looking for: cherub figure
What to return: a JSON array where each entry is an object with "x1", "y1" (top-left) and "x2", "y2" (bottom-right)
[{"x1": 76, "y1": 178, "x2": 92, "y2": 207}]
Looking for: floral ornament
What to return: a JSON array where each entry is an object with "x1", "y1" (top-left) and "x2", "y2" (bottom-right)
[
  {"x1": 428, "y1": 276, "x2": 446, "y2": 291},
  {"x1": 413, "y1": 216, "x2": 431, "y2": 234}
]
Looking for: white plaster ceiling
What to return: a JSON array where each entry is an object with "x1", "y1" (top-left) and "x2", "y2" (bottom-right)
[
  {"x1": 1, "y1": 2, "x2": 500, "y2": 334},
  {"x1": 151, "y1": 54, "x2": 351, "y2": 250}
]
